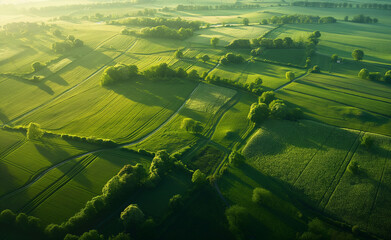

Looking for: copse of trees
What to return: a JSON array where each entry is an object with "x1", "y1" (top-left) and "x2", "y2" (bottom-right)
[
  {"x1": 226, "y1": 39, "x2": 251, "y2": 49},
  {"x1": 292, "y1": 1, "x2": 391, "y2": 10},
  {"x1": 220, "y1": 53, "x2": 245, "y2": 65},
  {"x1": 248, "y1": 102, "x2": 269, "y2": 124},
  {"x1": 351, "y1": 14, "x2": 378, "y2": 24},
  {"x1": 111, "y1": 17, "x2": 202, "y2": 30},
  {"x1": 123, "y1": 25, "x2": 194, "y2": 40},
  {"x1": 26, "y1": 122, "x2": 44, "y2": 140},
  {"x1": 101, "y1": 64, "x2": 139, "y2": 86},
  {"x1": 31, "y1": 62, "x2": 44, "y2": 72},
  {"x1": 229, "y1": 151, "x2": 245, "y2": 167},
  {"x1": 191, "y1": 169, "x2": 206, "y2": 185},
  {"x1": 200, "y1": 54, "x2": 210, "y2": 62},
  {"x1": 286, "y1": 71, "x2": 295, "y2": 81},
  {"x1": 174, "y1": 49, "x2": 184, "y2": 58},
  {"x1": 52, "y1": 37, "x2": 84, "y2": 53},
  {"x1": 120, "y1": 204, "x2": 145, "y2": 231},
  {"x1": 243, "y1": 18, "x2": 249, "y2": 26},
  {"x1": 149, "y1": 150, "x2": 175, "y2": 181},
  {"x1": 358, "y1": 68, "x2": 391, "y2": 83},
  {"x1": 1, "y1": 22, "x2": 49, "y2": 38},
  {"x1": 0, "y1": 209, "x2": 45, "y2": 239},
  {"x1": 176, "y1": 4, "x2": 262, "y2": 11},
  {"x1": 260, "y1": 14, "x2": 336, "y2": 25}
]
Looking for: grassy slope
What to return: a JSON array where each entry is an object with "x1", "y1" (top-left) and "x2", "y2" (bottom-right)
[
  {"x1": 242, "y1": 119, "x2": 391, "y2": 238},
  {"x1": 0, "y1": 129, "x2": 99, "y2": 197},
  {"x1": 0, "y1": 149, "x2": 151, "y2": 224},
  {"x1": 277, "y1": 73, "x2": 391, "y2": 136}
]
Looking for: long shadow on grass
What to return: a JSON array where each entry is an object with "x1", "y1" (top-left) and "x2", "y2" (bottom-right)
[
  {"x1": 2, "y1": 74, "x2": 54, "y2": 95},
  {"x1": 0, "y1": 109, "x2": 9, "y2": 124}
]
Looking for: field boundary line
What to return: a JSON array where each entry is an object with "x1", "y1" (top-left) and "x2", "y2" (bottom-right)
[
  {"x1": 8, "y1": 39, "x2": 139, "y2": 125},
  {"x1": 292, "y1": 129, "x2": 335, "y2": 186},
  {"x1": 320, "y1": 131, "x2": 363, "y2": 210},
  {"x1": 274, "y1": 70, "x2": 309, "y2": 91},
  {"x1": 365, "y1": 148, "x2": 390, "y2": 229},
  {"x1": 0, "y1": 139, "x2": 26, "y2": 160}
]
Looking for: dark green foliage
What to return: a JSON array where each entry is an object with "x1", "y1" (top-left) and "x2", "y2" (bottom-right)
[
  {"x1": 143, "y1": 63, "x2": 177, "y2": 80},
  {"x1": 169, "y1": 194, "x2": 184, "y2": 211},
  {"x1": 200, "y1": 54, "x2": 210, "y2": 62},
  {"x1": 181, "y1": 118, "x2": 204, "y2": 134},
  {"x1": 286, "y1": 71, "x2": 295, "y2": 81},
  {"x1": 248, "y1": 103, "x2": 269, "y2": 124},
  {"x1": 176, "y1": 67, "x2": 188, "y2": 78},
  {"x1": 174, "y1": 49, "x2": 184, "y2": 58},
  {"x1": 352, "y1": 49, "x2": 364, "y2": 61},
  {"x1": 226, "y1": 39, "x2": 251, "y2": 49},
  {"x1": 64, "y1": 233, "x2": 79, "y2": 240},
  {"x1": 149, "y1": 150, "x2": 174, "y2": 179},
  {"x1": 368, "y1": 72, "x2": 382, "y2": 81},
  {"x1": 0, "y1": 209, "x2": 45, "y2": 239},
  {"x1": 53, "y1": 29, "x2": 62, "y2": 37},
  {"x1": 258, "y1": 37, "x2": 305, "y2": 49},
  {"x1": 225, "y1": 205, "x2": 251, "y2": 239},
  {"x1": 269, "y1": 99, "x2": 289, "y2": 119},
  {"x1": 192, "y1": 169, "x2": 207, "y2": 184},
  {"x1": 331, "y1": 54, "x2": 338, "y2": 63},
  {"x1": 190, "y1": 146, "x2": 224, "y2": 174},
  {"x1": 250, "y1": 47, "x2": 262, "y2": 56},
  {"x1": 101, "y1": 64, "x2": 139, "y2": 86},
  {"x1": 260, "y1": 14, "x2": 336, "y2": 24},
  {"x1": 351, "y1": 14, "x2": 377, "y2": 23},
  {"x1": 79, "y1": 230, "x2": 104, "y2": 240},
  {"x1": 26, "y1": 122, "x2": 44, "y2": 140},
  {"x1": 139, "y1": 25, "x2": 194, "y2": 39},
  {"x1": 211, "y1": 37, "x2": 219, "y2": 48},
  {"x1": 52, "y1": 37, "x2": 84, "y2": 53},
  {"x1": 287, "y1": 107, "x2": 304, "y2": 121},
  {"x1": 121, "y1": 204, "x2": 145, "y2": 230},
  {"x1": 360, "y1": 135, "x2": 374, "y2": 149},
  {"x1": 204, "y1": 74, "x2": 263, "y2": 95},
  {"x1": 311, "y1": 65, "x2": 321, "y2": 73},
  {"x1": 259, "y1": 91, "x2": 275, "y2": 104},
  {"x1": 229, "y1": 151, "x2": 245, "y2": 167},
  {"x1": 243, "y1": 18, "x2": 249, "y2": 26},
  {"x1": 358, "y1": 68, "x2": 369, "y2": 79},
  {"x1": 111, "y1": 17, "x2": 201, "y2": 30},
  {"x1": 188, "y1": 69, "x2": 200, "y2": 80},
  {"x1": 220, "y1": 53, "x2": 245, "y2": 65},
  {"x1": 347, "y1": 161, "x2": 360, "y2": 174},
  {"x1": 31, "y1": 61, "x2": 44, "y2": 72},
  {"x1": 384, "y1": 70, "x2": 391, "y2": 83},
  {"x1": 109, "y1": 233, "x2": 132, "y2": 240}
]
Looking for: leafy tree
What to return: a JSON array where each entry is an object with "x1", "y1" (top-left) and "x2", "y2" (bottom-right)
[
  {"x1": 53, "y1": 29, "x2": 62, "y2": 37},
  {"x1": 191, "y1": 169, "x2": 206, "y2": 184},
  {"x1": 311, "y1": 65, "x2": 320, "y2": 73},
  {"x1": 210, "y1": 37, "x2": 219, "y2": 48},
  {"x1": 31, "y1": 62, "x2": 44, "y2": 72},
  {"x1": 225, "y1": 205, "x2": 250, "y2": 238},
  {"x1": 254, "y1": 77, "x2": 263, "y2": 86},
  {"x1": 258, "y1": 91, "x2": 275, "y2": 104},
  {"x1": 286, "y1": 71, "x2": 295, "y2": 81},
  {"x1": 200, "y1": 54, "x2": 210, "y2": 62},
  {"x1": 169, "y1": 194, "x2": 184, "y2": 211},
  {"x1": 368, "y1": 72, "x2": 382, "y2": 81},
  {"x1": 79, "y1": 230, "x2": 104, "y2": 240},
  {"x1": 176, "y1": 67, "x2": 188, "y2": 78},
  {"x1": 248, "y1": 103, "x2": 269, "y2": 124},
  {"x1": 67, "y1": 35, "x2": 75, "y2": 41},
  {"x1": 174, "y1": 49, "x2": 184, "y2": 58},
  {"x1": 358, "y1": 68, "x2": 369, "y2": 79},
  {"x1": 305, "y1": 57, "x2": 311, "y2": 68},
  {"x1": 187, "y1": 69, "x2": 200, "y2": 80},
  {"x1": 149, "y1": 150, "x2": 173, "y2": 179},
  {"x1": 283, "y1": 37, "x2": 294, "y2": 48},
  {"x1": 109, "y1": 233, "x2": 132, "y2": 240},
  {"x1": 64, "y1": 234, "x2": 79, "y2": 240},
  {"x1": 243, "y1": 18, "x2": 249, "y2": 26},
  {"x1": 344, "y1": 16, "x2": 349, "y2": 21},
  {"x1": 269, "y1": 99, "x2": 288, "y2": 119},
  {"x1": 229, "y1": 151, "x2": 245, "y2": 167},
  {"x1": 261, "y1": 19, "x2": 268, "y2": 25},
  {"x1": 312, "y1": 30, "x2": 321, "y2": 38},
  {"x1": 352, "y1": 49, "x2": 364, "y2": 61},
  {"x1": 121, "y1": 204, "x2": 145, "y2": 230},
  {"x1": 27, "y1": 122, "x2": 44, "y2": 140},
  {"x1": 73, "y1": 39, "x2": 84, "y2": 48},
  {"x1": 331, "y1": 54, "x2": 338, "y2": 63},
  {"x1": 384, "y1": 70, "x2": 391, "y2": 83}
]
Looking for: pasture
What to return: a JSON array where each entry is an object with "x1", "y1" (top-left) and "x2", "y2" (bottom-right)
[{"x1": 242, "y1": 119, "x2": 391, "y2": 238}]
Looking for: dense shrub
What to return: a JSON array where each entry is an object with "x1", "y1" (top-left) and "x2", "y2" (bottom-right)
[
  {"x1": 181, "y1": 118, "x2": 204, "y2": 134},
  {"x1": 258, "y1": 91, "x2": 275, "y2": 104},
  {"x1": 347, "y1": 161, "x2": 360, "y2": 174},
  {"x1": 229, "y1": 151, "x2": 245, "y2": 167},
  {"x1": 260, "y1": 14, "x2": 336, "y2": 25},
  {"x1": 31, "y1": 62, "x2": 44, "y2": 72},
  {"x1": 52, "y1": 38, "x2": 84, "y2": 53},
  {"x1": 352, "y1": 49, "x2": 364, "y2": 61},
  {"x1": 358, "y1": 68, "x2": 369, "y2": 79},
  {"x1": 360, "y1": 135, "x2": 374, "y2": 149},
  {"x1": 149, "y1": 150, "x2": 174, "y2": 180},
  {"x1": 368, "y1": 72, "x2": 382, "y2": 81},
  {"x1": 101, "y1": 64, "x2": 139, "y2": 86},
  {"x1": 210, "y1": 37, "x2": 219, "y2": 48},
  {"x1": 26, "y1": 122, "x2": 44, "y2": 140},
  {"x1": 220, "y1": 53, "x2": 245, "y2": 65},
  {"x1": 169, "y1": 194, "x2": 184, "y2": 211},
  {"x1": 269, "y1": 99, "x2": 289, "y2": 119},
  {"x1": 225, "y1": 205, "x2": 250, "y2": 238},
  {"x1": 351, "y1": 14, "x2": 377, "y2": 23},
  {"x1": 311, "y1": 65, "x2": 321, "y2": 73},
  {"x1": 226, "y1": 39, "x2": 251, "y2": 49},
  {"x1": 0, "y1": 210, "x2": 44, "y2": 239},
  {"x1": 120, "y1": 204, "x2": 145, "y2": 230},
  {"x1": 248, "y1": 102, "x2": 269, "y2": 124},
  {"x1": 123, "y1": 25, "x2": 194, "y2": 40},
  {"x1": 191, "y1": 169, "x2": 206, "y2": 184},
  {"x1": 286, "y1": 71, "x2": 295, "y2": 81}
]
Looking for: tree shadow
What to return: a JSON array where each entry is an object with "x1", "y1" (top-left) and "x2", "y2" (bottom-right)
[
  {"x1": 3, "y1": 74, "x2": 54, "y2": 95},
  {"x1": 0, "y1": 109, "x2": 9, "y2": 124}
]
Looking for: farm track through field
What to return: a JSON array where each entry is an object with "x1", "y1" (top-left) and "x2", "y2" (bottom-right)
[
  {"x1": 20, "y1": 155, "x2": 98, "y2": 214},
  {"x1": 6, "y1": 38, "x2": 139, "y2": 125},
  {"x1": 284, "y1": 88, "x2": 391, "y2": 119},
  {"x1": 365, "y1": 148, "x2": 390, "y2": 229},
  {"x1": 320, "y1": 131, "x2": 363, "y2": 210},
  {"x1": 275, "y1": 71, "x2": 309, "y2": 91},
  {"x1": 0, "y1": 83, "x2": 201, "y2": 201}
]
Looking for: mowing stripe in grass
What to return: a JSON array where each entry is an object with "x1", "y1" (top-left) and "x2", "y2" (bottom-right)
[
  {"x1": 20, "y1": 154, "x2": 97, "y2": 214},
  {"x1": 285, "y1": 88, "x2": 391, "y2": 119},
  {"x1": 292, "y1": 128, "x2": 335, "y2": 186},
  {"x1": 321, "y1": 131, "x2": 363, "y2": 210},
  {"x1": 8, "y1": 39, "x2": 139, "y2": 125}
]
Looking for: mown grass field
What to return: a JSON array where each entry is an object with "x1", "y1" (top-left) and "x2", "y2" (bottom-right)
[
  {"x1": 277, "y1": 73, "x2": 391, "y2": 136},
  {"x1": 0, "y1": 148, "x2": 152, "y2": 224},
  {"x1": 131, "y1": 83, "x2": 237, "y2": 153},
  {"x1": 0, "y1": 129, "x2": 99, "y2": 198},
  {"x1": 242, "y1": 119, "x2": 391, "y2": 238}
]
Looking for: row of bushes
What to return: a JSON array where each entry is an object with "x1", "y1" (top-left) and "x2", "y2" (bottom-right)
[
  {"x1": 204, "y1": 74, "x2": 263, "y2": 95},
  {"x1": 122, "y1": 25, "x2": 194, "y2": 40},
  {"x1": 101, "y1": 63, "x2": 200, "y2": 86},
  {"x1": 350, "y1": 14, "x2": 378, "y2": 24},
  {"x1": 248, "y1": 91, "x2": 304, "y2": 124},
  {"x1": 220, "y1": 53, "x2": 246, "y2": 65},
  {"x1": 112, "y1": 17, "x2": 201, "y2": 30},
  {"x1": 0, "y1": 22, "x2": 49, "y2": 38},
  {"x1": 260, "y1": 14, "x2": 336, "y2": 25},
  {"x1": 358, "y1": 69, "x2": 391, "y2": 83},
  {"x1": 52, "y1": 38, "x2": 84, "y2": 53},
  {"x1": 176, "y1": 4, "x2": 261, "y2": 11}
]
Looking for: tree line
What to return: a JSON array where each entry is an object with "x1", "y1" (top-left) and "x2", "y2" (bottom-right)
[
  {"x1": 176, "y1": 4, "x2": 262, "y2": 11},
  {"x1": 0, "y1": 22, "x2": 50, "y2": 38},
  {"x1": 52, "y1": 34, "x2": 84, "y2": 53},
  {"x1": 291, "y1": 1, "x2": 391, "y2": 10},
  {"x1": 122, "y1": 25, "x2": 194, "y2": 40},
  {"x1": 260, "y1": 14, "x2": 336, "y2": 25},
  {"x1": 347, "y1": 14, "x2": 378, "y2": 24},
  {"x1": 358, "y1": 69, "x2": 391, "y2": 83},
  {"x1": 111, "y1": 17, "x2": 202, "y2": 31},
  {"x1": 100, "y1": 63, "x2": 200, "y2": 86}
]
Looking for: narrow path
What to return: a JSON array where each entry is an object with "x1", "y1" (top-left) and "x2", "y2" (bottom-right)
[
  {"x1": 7, "y1": 39, "x2": 139, "y2": 125},
  {"x1": 0, "y1": 83, "x2": 201, "y2": 201},
  {"x1": 274, "y1": 70, "x2": 309, "y2": 92}
]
